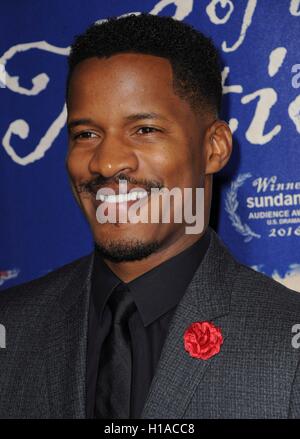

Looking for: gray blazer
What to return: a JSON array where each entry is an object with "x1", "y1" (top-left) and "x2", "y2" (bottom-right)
[{"x1": 0, "y1": 227, "x2": 300, "y2": 419}]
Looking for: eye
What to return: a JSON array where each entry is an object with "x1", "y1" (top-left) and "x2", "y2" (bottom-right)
[
  {"x1": 136, "y1": 126, "x2": 160, "y2": 135},
  {"x1": 73, "y1": 131, "x2": 98, "y2": 140}
]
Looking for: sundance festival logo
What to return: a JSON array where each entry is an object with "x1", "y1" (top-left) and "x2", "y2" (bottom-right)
[
  {"x1": 226, "y1": 173, "x2": 300, "y2": 242},
  {"x1": 226, "y1": 173, "x2": 300, "y2": 292},
  {"x1": 225, "y1": 173, "x2": 261, "y2": 243}
]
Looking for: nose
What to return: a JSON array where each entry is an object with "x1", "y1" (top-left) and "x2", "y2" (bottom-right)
[{"x1": 88, "y1": 133, "x2": 138, "y2": 179}]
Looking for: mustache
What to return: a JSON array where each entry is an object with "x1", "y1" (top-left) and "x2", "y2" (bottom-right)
[{"x1": 76, "y1": 172, "x2": 163, "y2": 194}]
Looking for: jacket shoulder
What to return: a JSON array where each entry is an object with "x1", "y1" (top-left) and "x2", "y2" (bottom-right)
[
  {"x1": 0, "y1": 253, "x2": 93, "y2": 306},
  {"x1": 234, "y1": 260, "x2": 300, "y2": 315},
  {"x1": 209, "y1": 228, "x2": 299, "y2": 305}
]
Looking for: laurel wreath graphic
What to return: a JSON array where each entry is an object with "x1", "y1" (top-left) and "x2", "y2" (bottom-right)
[{"x1": 225, "y1": 173, "x2": 261, "y2": 243}]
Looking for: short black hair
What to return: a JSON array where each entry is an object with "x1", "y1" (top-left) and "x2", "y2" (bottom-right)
[{"x1": 66, "y1": 13, "x2": 222, "y2": 115}]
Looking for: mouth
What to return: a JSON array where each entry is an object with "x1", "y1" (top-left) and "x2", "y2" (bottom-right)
[
  {"x1": 97, "y1": 190, "x2": 149, "y2": 204},
  {"x1": 93, "y1": 189, "x2": 152, "y2": 223}
]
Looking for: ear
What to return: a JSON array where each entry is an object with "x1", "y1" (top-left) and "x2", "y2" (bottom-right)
[{"x1": 204, "y1": 120, "x2": 232, "y2": 175}]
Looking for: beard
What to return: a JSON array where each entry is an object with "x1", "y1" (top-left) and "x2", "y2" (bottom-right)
[{"x1": 95, "y1": 238, "x2": 161, "y2": 262}]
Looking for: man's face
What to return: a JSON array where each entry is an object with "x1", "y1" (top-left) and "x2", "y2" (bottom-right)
[{"x1": 66, "y1": 53, "x2": 211, "y2": 261}]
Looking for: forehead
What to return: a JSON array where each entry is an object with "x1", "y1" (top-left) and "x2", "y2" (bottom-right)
[
  {"x1": 67, "y1": 53, "x2": 198, "y2": 124},
  {"x1": 68, "y1": 52, "x2": 173, "y2": 95}
]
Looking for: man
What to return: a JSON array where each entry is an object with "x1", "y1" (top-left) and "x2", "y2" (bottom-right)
[{"x1": 0, "y1": 13, "x2": 300, "y2": 419}]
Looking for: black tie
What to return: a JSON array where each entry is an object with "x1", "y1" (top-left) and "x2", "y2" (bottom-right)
[{"x1": 95, "y1": 282, "x2": 136, "y2": 419}]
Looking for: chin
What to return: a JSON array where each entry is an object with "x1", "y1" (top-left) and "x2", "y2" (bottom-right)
[{"x1": 94, "y1": 234, "x2": 161, "y2": 263}]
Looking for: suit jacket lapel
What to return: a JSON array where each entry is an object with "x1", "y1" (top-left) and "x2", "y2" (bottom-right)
[
  {"x1": 140, "y1": 228, "x2": 238, "y2": 418},
  {"x1": 45, "y1": 228, "x2": 237, "y2": 419},
  {"x1": 45, "y1": 252, "x2": 94, "y2": 418}
]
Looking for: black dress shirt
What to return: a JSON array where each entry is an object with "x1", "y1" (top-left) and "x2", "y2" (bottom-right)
[{"x1": 87, "y1": 228, "x2": 211, "y2": 419}]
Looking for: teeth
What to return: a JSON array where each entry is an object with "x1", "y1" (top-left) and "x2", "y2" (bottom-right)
[{"x1": 98, "y1": 191, "x2": 148, "y2": 203}]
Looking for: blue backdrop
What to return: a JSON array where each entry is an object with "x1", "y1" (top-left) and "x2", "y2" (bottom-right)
[{"x1": 1, "y1": 0, "x2": 300, "y2": 292}]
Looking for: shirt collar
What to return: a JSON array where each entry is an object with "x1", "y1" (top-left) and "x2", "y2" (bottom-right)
[{"x1": 91, "y1": 227, "x2": 211, "y2": 327}]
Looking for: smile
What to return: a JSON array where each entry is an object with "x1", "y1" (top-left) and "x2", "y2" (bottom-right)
[{"x1": 98, "y1": 191, "x2": 148, "y2": 203}]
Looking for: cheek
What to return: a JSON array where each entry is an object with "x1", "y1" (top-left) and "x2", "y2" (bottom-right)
[
  {"x1": 182, "y1": 142, "x2": 205, "y2": 183},
  {"x1": 66, "y1": 147, "x2": 91, "y2": 180},
  {"x1": 153, "y1": 143, "x2": 199, "y2": 187}
]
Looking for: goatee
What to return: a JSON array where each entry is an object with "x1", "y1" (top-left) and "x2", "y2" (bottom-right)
[{"x1": 95, "y1": 239, "x2": 160, "y2": 262}]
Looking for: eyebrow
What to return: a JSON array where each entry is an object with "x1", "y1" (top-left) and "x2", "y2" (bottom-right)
[
  {"x1": 67, "y1": 118, "x2": 95, "y2": 132},
  {"x1": 67, "y1": 112, "x2": 171, "y2": 132},
  {"x1": 124, "y1": 112, "x2": 171, "y2": 123}
]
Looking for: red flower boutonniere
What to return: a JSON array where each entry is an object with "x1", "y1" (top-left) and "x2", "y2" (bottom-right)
[{"x1": 183, "y1": 321, "x2": 223, "y2": 360}]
